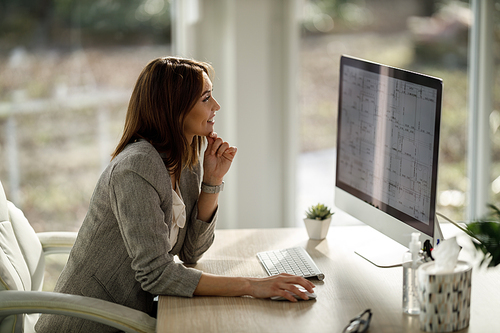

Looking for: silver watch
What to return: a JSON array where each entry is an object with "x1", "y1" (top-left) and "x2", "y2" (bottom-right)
[{"x1": 201, "y1": 181, "x2": 224, "y2": 194}]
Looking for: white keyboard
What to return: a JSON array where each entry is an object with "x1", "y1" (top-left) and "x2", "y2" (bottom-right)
[{"x1": 257, "y1": 246, "x2": 325, "y2": 281}]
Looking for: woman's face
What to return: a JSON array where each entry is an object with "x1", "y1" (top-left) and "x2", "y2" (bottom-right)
[{"x1": 183, "y1": 72, "x2": 220, "y2": 142}]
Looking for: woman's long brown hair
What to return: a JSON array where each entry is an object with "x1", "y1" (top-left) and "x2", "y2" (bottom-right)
[{"x1": 111, "y1": 57, "x2": 213, "y2": 181}]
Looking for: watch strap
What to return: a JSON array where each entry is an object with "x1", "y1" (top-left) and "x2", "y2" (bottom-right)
[{"x1": 201, "y1": 181, "x2": 224, "y2": 194}]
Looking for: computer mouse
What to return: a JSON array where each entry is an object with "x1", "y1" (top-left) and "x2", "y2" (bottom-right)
[{"x1": 270, "y1": 286, "x2": 317, "y2": 301}]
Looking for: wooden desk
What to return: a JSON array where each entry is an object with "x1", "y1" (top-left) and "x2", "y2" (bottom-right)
[{"x1": 157, "y1": 226, "x2": 500, "y2": 332}]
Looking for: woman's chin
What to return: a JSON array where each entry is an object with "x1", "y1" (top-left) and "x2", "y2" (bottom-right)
[
  {"x1": 205, "y1": 124, "x2": 215, "y2": 135},
  {"x1": 197, "y1": 130, "x2": 212, "y2": 138}
]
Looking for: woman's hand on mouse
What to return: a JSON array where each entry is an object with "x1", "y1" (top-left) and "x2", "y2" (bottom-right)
[
  {"x1": 246, "y1": 274, "x2": 315, "y2": 302},
  {"x1": 194, "y1": 273, "x2": 314, "y2": 302}
]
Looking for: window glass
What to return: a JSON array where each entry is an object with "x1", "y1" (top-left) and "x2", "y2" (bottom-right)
[
  {"x1": 299, "y1": 0, "x2": 470, "y2": 222},
  {"x1": 0, "y1": 0, "x2": 172, "y2": 232}
]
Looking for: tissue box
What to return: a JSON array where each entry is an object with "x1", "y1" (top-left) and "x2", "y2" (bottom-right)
[{"x1": 417, "y1": 261, "x2": 472, "y2": 332}]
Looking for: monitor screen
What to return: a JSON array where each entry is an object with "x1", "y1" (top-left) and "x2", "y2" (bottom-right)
[{"x1": 335, "y1": 55, "x2": 443, "y2": 263}]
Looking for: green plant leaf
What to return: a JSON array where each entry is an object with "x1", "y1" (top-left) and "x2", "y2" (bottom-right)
[
  {"x1": 439, "y1": 205, "x2": 500, "y2": 268},
  {"x1": 305, "y1": 203, "x2": 333, "y2": 220},
  {"x1": 466, "y1": 220, "x2": 500, "y2": 267}
]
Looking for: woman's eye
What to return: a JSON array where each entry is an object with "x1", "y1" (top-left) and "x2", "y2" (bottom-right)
[{"x1": 203, "y1": 95, "x2": 211, "y2": 102}]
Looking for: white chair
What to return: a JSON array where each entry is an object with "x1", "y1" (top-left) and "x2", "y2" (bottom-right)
[{"x1": 0, "y1": 181, "x2": 156, "y2": 333}]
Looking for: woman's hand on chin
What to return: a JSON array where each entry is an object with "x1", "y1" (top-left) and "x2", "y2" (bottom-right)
[{"x1": 203, "y1": 132, "x2": 237, "y2": 184}]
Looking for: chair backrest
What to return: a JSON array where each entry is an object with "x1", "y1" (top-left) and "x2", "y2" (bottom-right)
[
  {"x1": 0, "y1": 181, "x2": 45, "y2": 292},
  {"x1": 0, "y1": 181, "x2": 45, "y2": 332}
]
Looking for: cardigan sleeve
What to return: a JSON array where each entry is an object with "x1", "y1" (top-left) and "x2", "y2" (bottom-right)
[
  {"x1": 108, "y1": 151, "x2": 202, "y2": 297},
  {"x1": 174, "y1": 163, "x2": 217, "y2": 264},
  {"x1": 177, "y1": 210, "x2": 217, "y2": 264}
]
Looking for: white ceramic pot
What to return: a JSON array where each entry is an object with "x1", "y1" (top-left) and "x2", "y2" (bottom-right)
[{"x1": 304, "y1": 217, "x2": 331, "y2": 240}]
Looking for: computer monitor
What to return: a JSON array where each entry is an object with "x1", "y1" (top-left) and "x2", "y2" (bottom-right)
[{"x1": 334, "y1": 55, "x2": 444, "y2": 267}]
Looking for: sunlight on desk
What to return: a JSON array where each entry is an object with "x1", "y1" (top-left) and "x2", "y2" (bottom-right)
[{"x1": 159, "y1": 226, "x2": 500, "y2": 333}]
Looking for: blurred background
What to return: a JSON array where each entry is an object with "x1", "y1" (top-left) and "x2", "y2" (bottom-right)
[{"x1": 1, "y1": 0, "x2": 500, "y2": 233}]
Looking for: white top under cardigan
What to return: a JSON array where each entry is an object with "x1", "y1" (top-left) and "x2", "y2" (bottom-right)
[{"x1": 170, "y1": 183, "x2": 186, "y2": 247}]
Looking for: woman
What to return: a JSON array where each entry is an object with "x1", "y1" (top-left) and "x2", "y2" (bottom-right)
[{"x1": 36, "y1": 57, "x2": 314, "y2": 332}]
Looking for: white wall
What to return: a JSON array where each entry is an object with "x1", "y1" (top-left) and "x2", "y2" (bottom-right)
[{"x1": 172, "y1": 0, "x2": 300, "y2": 228}]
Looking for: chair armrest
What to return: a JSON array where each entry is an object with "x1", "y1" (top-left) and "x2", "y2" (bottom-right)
[
  {"x1": 36, "y1": 232, "x2": 78, "y2": 255},
  {"x1": 0, "y1": 290, "x2": 156, "y2": 333}
]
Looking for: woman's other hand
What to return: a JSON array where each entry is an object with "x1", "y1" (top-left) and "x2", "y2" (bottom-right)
[{"x1": 203, "y1": 132, "x2": 237, "y2": 185}]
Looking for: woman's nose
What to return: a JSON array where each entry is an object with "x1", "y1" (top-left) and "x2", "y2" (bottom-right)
[{"x1": 213, "y1": 97, "x2": 221, "y2": 111}]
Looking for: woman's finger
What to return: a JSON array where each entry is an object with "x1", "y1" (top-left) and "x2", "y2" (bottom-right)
[
  {"x1": 286, "y1": 284, "x2": 309, "y2": 301},
  {"x1": 215, "y1": 141, "x2": 230, "y2": 157},
  {"x1": 278, "y1": 274, "x2": 315, "y2": 294},
  {"x1": 222, "y1": 147, "x2": 237, "y2": 161},
  {"x1": 208, "y1": 137, "x2": 223, "y2": 155},
  {"x1": 277, "y1": 289, "x2": 299, "y2": 302},
  {"x1": 208, "y1": 131, "x2": 218, "y2": 140},
  {"x1": 205, "y1": 132, "x2": 218, "y2": 151}
]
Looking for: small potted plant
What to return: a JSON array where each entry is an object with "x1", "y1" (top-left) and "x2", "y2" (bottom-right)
[{"x1": 304, "y1": 203, "x2": 334, "y2": 240}]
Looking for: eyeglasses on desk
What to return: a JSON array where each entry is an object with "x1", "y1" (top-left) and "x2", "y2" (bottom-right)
[{"x1": 343, "y1": 309, "x2": 372, "y2": 333}]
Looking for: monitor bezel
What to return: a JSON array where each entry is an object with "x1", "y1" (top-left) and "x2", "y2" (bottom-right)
[{"x1": 335, "y1": 55, "x2": 443, "y2": 246}]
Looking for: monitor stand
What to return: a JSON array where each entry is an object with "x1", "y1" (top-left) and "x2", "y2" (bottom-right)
[
  {"x1": 354, "y1": 217, "x2": 444, "y2": 268},
  {"x1": 354, "y1": 239, "x2": 408, "y2": 268}
]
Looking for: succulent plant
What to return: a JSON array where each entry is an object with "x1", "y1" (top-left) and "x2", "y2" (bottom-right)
[{"x1": 305, "y1": 203, "x2": 334, "y2": 221}]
